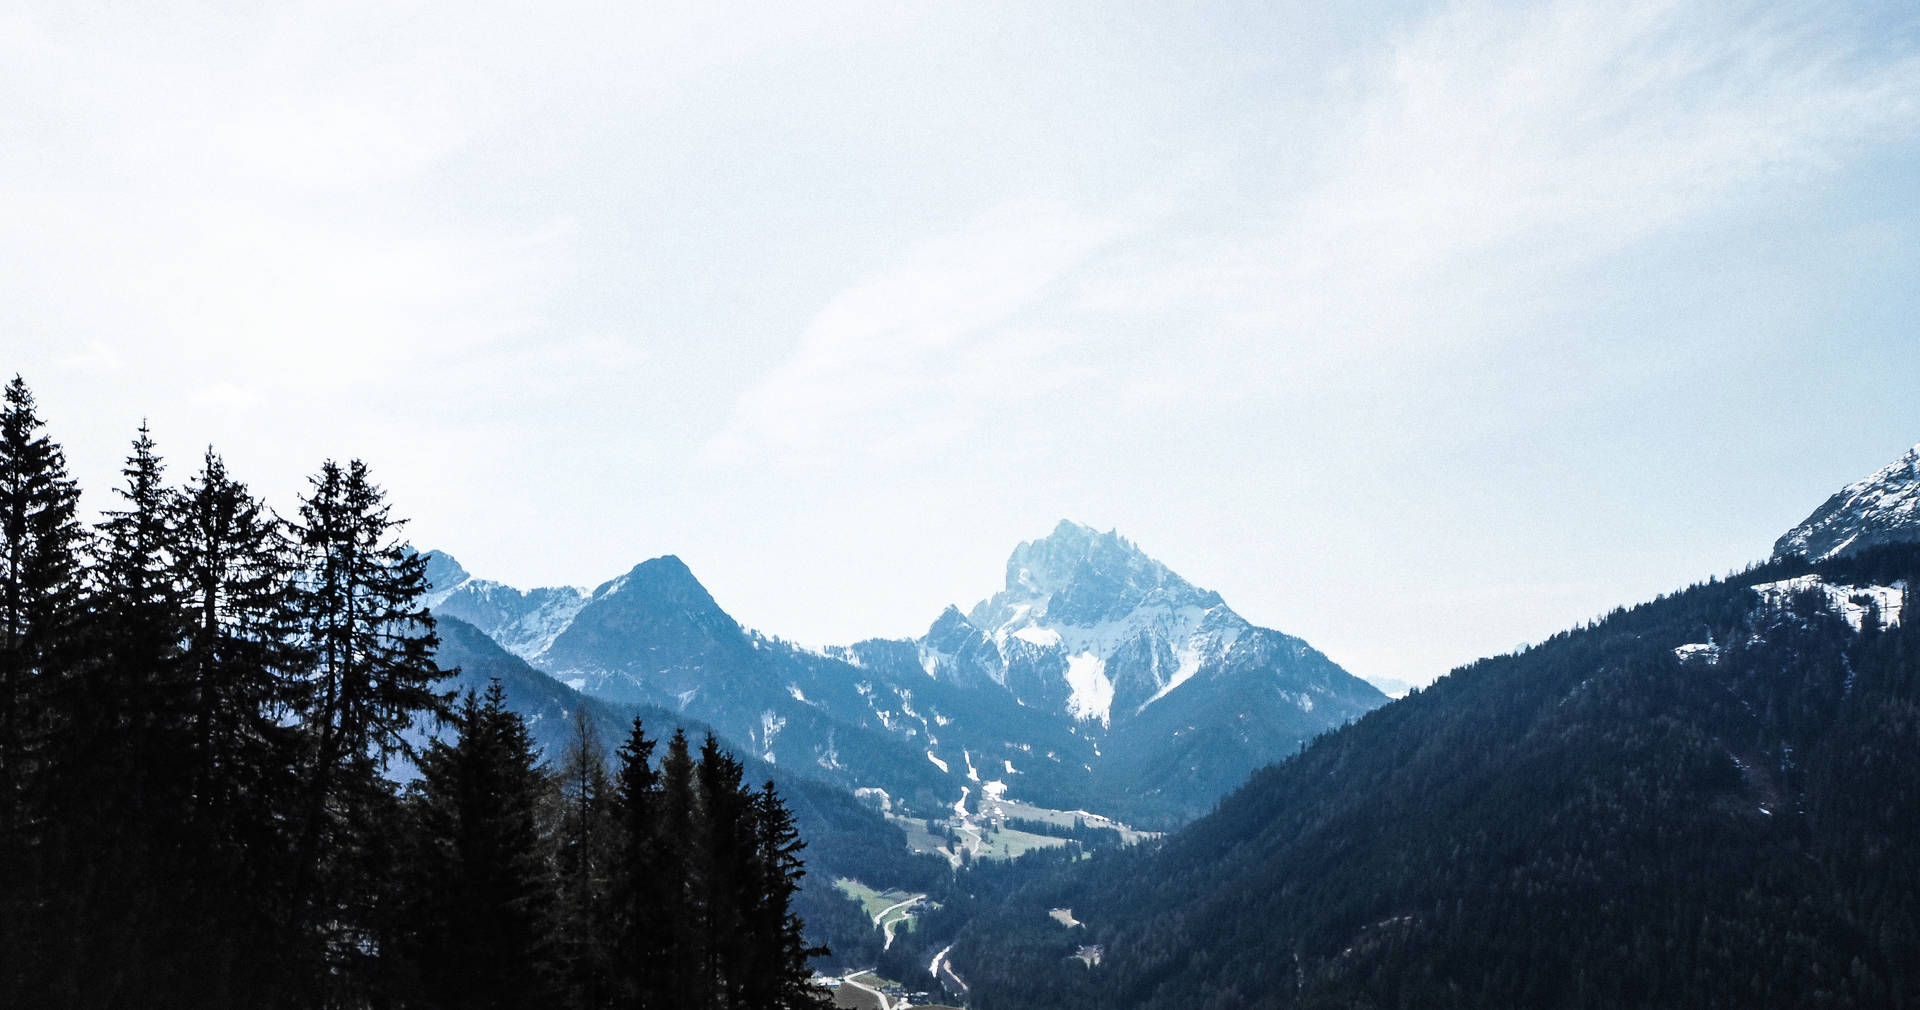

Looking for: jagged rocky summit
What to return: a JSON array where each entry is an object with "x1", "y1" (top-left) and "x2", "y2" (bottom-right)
[{"x1": 881, "y1": 520, "x2": 1372, "y2": 735}]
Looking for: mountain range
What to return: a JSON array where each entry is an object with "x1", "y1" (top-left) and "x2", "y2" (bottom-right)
[
  {"x1": 424, "y1": 519, "x2": 1384, "y2": 829},
  {"x1": 420, "y1": 436, "x2": 1920, "y2": 1005}
]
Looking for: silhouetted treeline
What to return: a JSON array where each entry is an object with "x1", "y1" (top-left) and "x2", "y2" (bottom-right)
[{"x1": 0, "y1": 376, "x2": 825, "y2": 1010}]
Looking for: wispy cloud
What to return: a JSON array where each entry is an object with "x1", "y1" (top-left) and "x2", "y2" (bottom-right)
[
  {"x1": 1305, "y1": 0, "x2": 1920, "y2": 278},
  {"x1": 707, "y1": 202, "x2": 1126, "y2": 466},
  {"x1": 707, "y1": 1, "x2": 1920, "y2": 473},
  {"x1": 1160, "y1": 0, "x2": 1920, "y2": 364}
]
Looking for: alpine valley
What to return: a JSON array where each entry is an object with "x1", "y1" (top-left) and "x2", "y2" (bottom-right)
[{"x1": 421, "y1": 441, "x2": 1920, "y2": 1009}]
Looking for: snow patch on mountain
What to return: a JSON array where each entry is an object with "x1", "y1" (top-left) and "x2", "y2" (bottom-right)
[
  {"x1": 500, "y1": 590, "x2": 590, "y2": 657},
  {"x1": 1142, "y1": 641, "x2": 1213, "y2": 710},
  {"x1": 1064, "y1": 652, "x2": 1114, "y2": 727},
  {"x1": 760, "y1": 710, "x2": 785, "y2": 762},
  {"x1": 1012, "y1": 625, "x2": 1063, "y2": 647},
  {"x1": 421, "y1": 552, "x2": 591, "y2": 661},
  {"x1": 1750, "y1": 576, "x2": 1905, "y2": 632},
  {"x1": 1673, "y1": 641, "x2": 1721, "y2": 665}
]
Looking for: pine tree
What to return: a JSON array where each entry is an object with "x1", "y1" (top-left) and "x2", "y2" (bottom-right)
[
  {"x1": 0, "y1": 376, "x2": 85, "y2": 998},
  {"x1": 288, "y1": 457, "x2": 451, "y2": 1005},
  {"x1": 171, "y1": 447, "x2": 309, "y2": 1007},
  {"x1": 555, "y1": 707, "x2": 617, "y2": 1010},
  {"x1": 748, "y1": 781, "x2": 830, "y2": 1010},
  {"x1": 695, "y1": 732, "x2": 752, "y2": 1008},
  {"x1": 292, "y1": 458, "x2": 448, "y2": 785},
  {"x1": 40, "y1": 424, "x2": 194, "y2": 1006},
  {"x1": 398, "y1": 681, "x2": 558, "y2": 1010},
  {"x1": 654, "y1": 727, "x2": 703, "y2": 1004},
  {"x1": 612, "y1": 717, "x2": 677, "y2": 1009}
]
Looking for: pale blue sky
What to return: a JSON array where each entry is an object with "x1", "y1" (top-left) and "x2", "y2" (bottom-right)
[{"x1": 8, "y1": 1, "x2": 1919, "y2": 690}]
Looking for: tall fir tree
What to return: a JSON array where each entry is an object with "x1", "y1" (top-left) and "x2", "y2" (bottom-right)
[
  {"x1": 555, "y1": 708, "x2": 618, "y2": 1010},
  {"x1": 288, "y1": 458, "x2": 451, "y2": 1005},
  {"x1": 171, "y1": 447, "x2": 309, "y2": 1007},
  {"x1": 0, "y1": 375, "x2": 85, "y2": 999},
  {"x1": 42, "y1": 424, "x2": 195, "y2": 1007},
  {"x1": 695, "y1": 732, "x2": 752, "y2": 1008},
  {"x1": 747, "y1": 781, "x2": 830, "y2": 1010},
  {"x1": 612, "y1": 717, "x2": 677, "y2": 1010},
  {"x1": 656, "y1": 728, "x2": 704, "y2": 1003},
  {"x1": 397, "y1": 681, "x2": 558, "y2": 1010}
]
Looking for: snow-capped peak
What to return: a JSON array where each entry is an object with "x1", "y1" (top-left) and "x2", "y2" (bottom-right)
[
  {"x1": 971, "y1": 520, "x2": 1222, "y2": 630},
  {"x1": 420, "y1": 550, "x2": 591, "y2": 662},
  {"x1": 937, "y1": 521, "x2": 1258, "y2": 727},
  {"x1": 420, "y1": 549, "x2": 474, "y2": 607},
  {"x1": 1776, "y1": 441, "x2": 1920, "y2": 562}
]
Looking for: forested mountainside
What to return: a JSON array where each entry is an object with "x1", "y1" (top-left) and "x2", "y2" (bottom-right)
[
  {"x1": 943, "y1": 543, "x2": 1920, "y2": 1010},
  {"x1": 429, "y1": 614, "x2": 949, "y2": 970}
]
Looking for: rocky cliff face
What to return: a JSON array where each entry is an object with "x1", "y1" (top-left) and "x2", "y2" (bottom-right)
[{"x1": 1776, "y1": 442, "x2": 1920, "y2": 562}]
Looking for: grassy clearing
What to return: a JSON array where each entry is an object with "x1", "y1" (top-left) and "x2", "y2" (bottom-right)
[
  {"x1": 832, "y1": 878, "x2": 920, "y2": 921},
  {"x1": 973, "y1": 824, "x2": 1071, "y2": 860},
  {"x1": 886, "y1": 794, "x2": 1156, "y2": 868},
  {"x1": 998, "y1": 798, "x2": 1157, "y2": 844},
  {"x1": 885, "y1": 813, "x2": 955, "y2": 858}
]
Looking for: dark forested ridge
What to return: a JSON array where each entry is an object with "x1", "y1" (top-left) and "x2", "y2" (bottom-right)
[
  {"x1": 0, "y1": 377, "x2": 827, "y2": 1010},
  {"x1": 949, "y1": 543, "x2": 1920, "y2": 1010},
  {"x1": 733, "y1": 518, "x2": 1920, "y2": 1009}
]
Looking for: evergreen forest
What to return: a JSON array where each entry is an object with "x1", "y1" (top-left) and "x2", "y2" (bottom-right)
[{"x1": 0, "y1": 376, "x2": 825, "y2": 1010}]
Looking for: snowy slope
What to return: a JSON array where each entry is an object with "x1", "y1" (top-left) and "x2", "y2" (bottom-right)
[
  {"x1": 848, "y1": 521, "x2": 1386, "y2": 823},
  {"x1": 1775, "y1": 441, "x2": 1920, "y2": 562},
  {"x1": 910, "y1": 521, "x2": 1379, "y2": 736},
  {"x1": 423, "y1": 551, "x2": 590, "y2": 661}
]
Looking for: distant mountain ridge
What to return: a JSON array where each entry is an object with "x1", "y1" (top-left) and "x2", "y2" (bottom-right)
[{"x1": 424, "y1": 520, "x2": 1384, "y2": 827}]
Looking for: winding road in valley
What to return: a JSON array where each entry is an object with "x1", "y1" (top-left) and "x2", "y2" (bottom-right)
[
  {"x1": 839, "y1": 972, "x2": 893, "y2": 1010},
  {"x1": 871, "y1": 894, "x2": 927, "y2": 951}
]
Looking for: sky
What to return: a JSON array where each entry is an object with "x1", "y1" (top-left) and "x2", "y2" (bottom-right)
[{"x1": 7, "y1": 0, "x2": 1920, "y2": 692}]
